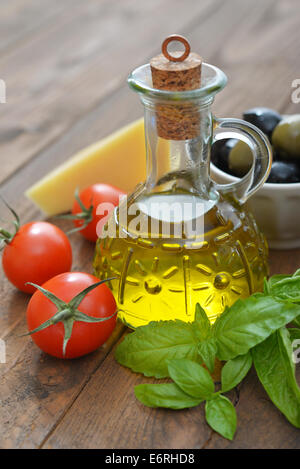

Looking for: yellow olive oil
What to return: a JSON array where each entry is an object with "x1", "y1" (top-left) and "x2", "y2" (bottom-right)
[{"x1": 93, "y1": 190, "x2": 268, "y2": 328}]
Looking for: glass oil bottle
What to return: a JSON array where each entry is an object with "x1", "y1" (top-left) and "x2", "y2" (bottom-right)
[{"x1": 93, "y1": 35, "x2": 272, "y2": 328}]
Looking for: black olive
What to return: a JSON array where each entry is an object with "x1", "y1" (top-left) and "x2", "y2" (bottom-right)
[
  {"x1": 243, "y1": 107, "x2": 281, "y2": 138},
  {"x1": 211, "y1": 138, "x2": 238, "y2": 173},
  {"x1": 266, "y1": 160, "x2": 300, "y2": 184}
]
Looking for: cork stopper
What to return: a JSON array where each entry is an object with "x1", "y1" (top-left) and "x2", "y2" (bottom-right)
[{"x1": 150, "y1": 35, "x2": 202, "y2": 140}]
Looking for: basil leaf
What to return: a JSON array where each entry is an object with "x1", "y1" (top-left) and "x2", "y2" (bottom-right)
[
  {"x1": 292, "y1": 316, "x2": 300, "y2": 328},
  {"x1": 213, "y1": 294, "x2": 300, "y2": 360},
  {"x1": 198, "y1": 338, "x2": 217, "y2": 373},
  {"x1": 167, "y1": 358, "x2": 214, "y2": 399},
  {"x1": 134, "y1": 382, "x2": 202, "y2": 409},
  {"x1": 252, "y1": 327, "x2": 300, "y2": 428},
  {"x1": 269, "y1": 276, "x2": 300, "y2": 302},
  {"x1": 194, "y1": 303, "x2": 211, "y2": 340},
  {"x1": 221, "y1": 352, "x2": 252, "y2": 393},
  {"x1": 115, "y1": 320, "x2": 199, "y2": 378},
  {"x1": 266, "y1": 270, "x2": 300, "y2": 297},
  {"x1": 268, "y1": 274, "x2": 290, "y2": 288},
  {"x1": 205, "y1": 395, "x2": 237, "y2": 440},
  {"x1": 263, "y1": 277, "x2": 270, "y2": 295},
  {"x1": 288, "y1": 327, "x2": 300, "y2": 342}
]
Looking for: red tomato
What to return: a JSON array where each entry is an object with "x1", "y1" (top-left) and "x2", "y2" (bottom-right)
[
  {"x1": 72, "y1": 184, "x2": 125, "y2": 242},
  {"x1": 2, "y1": 221, "x2": 72, "y2": 294},
  {"x1": 26, "y1": 272, "x2": 117, "y2": 359}
]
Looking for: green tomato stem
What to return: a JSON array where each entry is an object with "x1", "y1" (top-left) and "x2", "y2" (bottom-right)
[
  {"x1": 0, "y1": 196, "x2": 20, "y2": 245},
  {"x1": 56, "y1": 187, "x2": 94, "y2": 235},
  {"x1": 24, "y1": 278, "x2": 117, "y2": 357}
]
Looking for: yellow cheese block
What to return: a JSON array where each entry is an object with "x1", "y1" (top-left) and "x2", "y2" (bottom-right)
[{"x1": 26, "y1": 118, "x2": 146, "y2": 216}]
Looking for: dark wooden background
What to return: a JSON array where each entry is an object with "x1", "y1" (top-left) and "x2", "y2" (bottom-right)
[{"x1": 0, "y1": 0, "x2": 300, "y2": 449}]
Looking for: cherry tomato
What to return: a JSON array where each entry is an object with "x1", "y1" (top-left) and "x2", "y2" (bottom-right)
[
  {"x1": 2, "y1": 221, "x2": 72, "y2": 294},
  {"x1": 26, "y1": 272, "x2": 117, "y2": 359},
  {"x1": 71, "y1": 184, "x2": 125, "y2": 242}
]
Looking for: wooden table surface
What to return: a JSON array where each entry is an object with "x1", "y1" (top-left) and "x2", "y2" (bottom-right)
[{"x1": 0, "y1": 0, "x2": 300, "y2": 449}]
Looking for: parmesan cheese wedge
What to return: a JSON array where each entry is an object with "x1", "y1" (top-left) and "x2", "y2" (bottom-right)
[{"x1": 26, "y1": 118, "x2": 146, "y2": 216}]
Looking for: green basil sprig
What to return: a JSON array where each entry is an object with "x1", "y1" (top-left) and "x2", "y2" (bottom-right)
[
  {"x1": 115, "y1": 269, "x2": 300, "y2": 441},
  {"x1": 135, "y1": 358, "x2": 237, "y2": 440}
]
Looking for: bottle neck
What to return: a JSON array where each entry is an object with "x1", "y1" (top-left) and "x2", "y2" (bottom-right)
[{"x1": 142, "y1": 97, "x2": 214, "y2": 198}]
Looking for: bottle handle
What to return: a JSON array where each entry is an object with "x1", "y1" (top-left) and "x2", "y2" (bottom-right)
[{"x1": 211, "y1": 117, "x2": 272, "y2": 203}]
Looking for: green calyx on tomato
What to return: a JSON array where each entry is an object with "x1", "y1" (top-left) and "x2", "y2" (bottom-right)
[
  {"x1": 57, "y1": 184, "x2": 126, "y2": 242},
  {"x1": 57, "y1": 187, "x2": 94, "y2": 235},
  {"x1": 24, "y1": 278, "x2": 116, "y2": 357},
  {"x1": 0, "y1": 197, "x2": 20, "y2": 248}
]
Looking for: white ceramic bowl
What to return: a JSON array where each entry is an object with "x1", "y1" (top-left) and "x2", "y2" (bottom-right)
[{"x1": 210, "y1": 163, "x2": 300, "y2": 250}]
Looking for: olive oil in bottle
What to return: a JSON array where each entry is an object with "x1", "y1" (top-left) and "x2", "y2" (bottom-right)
[
  {"x1": 93, "y1": 35, "x2": 271, "y2": 328},
  {"x1": 94, "y1": 189, "x2": 268, "y2": 328}
]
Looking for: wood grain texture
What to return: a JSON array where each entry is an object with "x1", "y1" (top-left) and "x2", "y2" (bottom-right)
[
  {"x1": 0, "y1": 0, "x2": 217, "y2": 185},
  {"x1": 0, "y1": 0, "x2": 300, "y2": 449},
  {"x1": 0, "y1": 0, "x2": 73, "y2": 55},
  {"x1": 0, "y1": 322, "x2": 125, "y2": 449},
  {"x1": 44, "y1": 343, "x2": 212, "y2": 449}
]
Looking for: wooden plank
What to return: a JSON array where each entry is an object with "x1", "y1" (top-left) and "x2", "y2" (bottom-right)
[
  {"x1": 0, "y1": 86, "x2": 141, "y2": 205},
  {"x1": 44, "y1": 341, "x2": 212, "y2": 449},
  {"x1": 0, "y1": 0, "x2": 217, "y2": 185},
  {"x1": 3, "y1": 0, "x2": 299, "y2": 191},
  {"x1": 0, "y1": 0, "x2": 74, "y2": 55},
  {"x1": 2, "y1": 0, "x2": 291, "y2": 205},
  {"x1": 191, "y1": 0, "x2": 300, "y2": 118},
  {"x1": 0, "y1": 322, "x2": 125, "y2": 449},
  {"x1": 269, "y1": 249, "x2": 300, "y2": 275}
]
